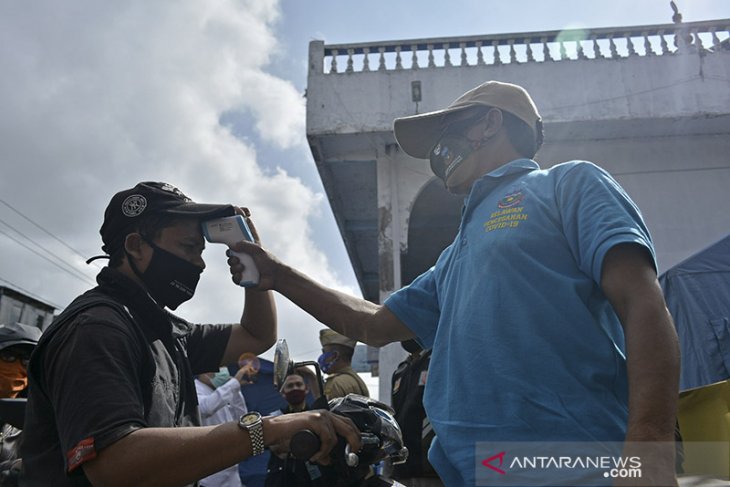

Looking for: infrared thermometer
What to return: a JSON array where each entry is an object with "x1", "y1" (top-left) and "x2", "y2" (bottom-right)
[{"x1": 202, "y1": 215, "x2": 260, "y2": 287}]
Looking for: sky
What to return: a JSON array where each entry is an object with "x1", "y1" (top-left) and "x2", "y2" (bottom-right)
[{"x1": 1, "y1": 0, "x2": 729, "y2": 368}]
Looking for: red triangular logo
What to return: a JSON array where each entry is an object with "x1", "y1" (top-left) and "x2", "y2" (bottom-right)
[{"x1": 482, "y1": 451, "x2": 507, "y2": 475}]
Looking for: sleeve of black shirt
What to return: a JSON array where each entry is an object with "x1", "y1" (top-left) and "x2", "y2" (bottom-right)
[
  {"x1": 184, "y1": 323, "x2": 232, "y2": 375},
  {"x1": 43, "y1": 308, "x2": 148, "y2": 470}
]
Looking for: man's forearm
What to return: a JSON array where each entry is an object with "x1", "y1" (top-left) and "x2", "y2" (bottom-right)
[
  {"x1": 621, "y1": 305, "x2": 680, "y2": 486},
  {"x1": 83, "y1": 411, "x2": 362, "y2": 487},
  {"x1": 624, "y1": 307, "x2": 679, "y2": 440},
  {"x1": 84, "y1": 423, "x2": 255, "y2": 487},
  {"x1": 230, "y1": 239, "x2": 413, "y2": 346},
  {"x1": 275, "y1": 264, "x2": 408, "y2": 347},
  {"x1": 240, "y1": 288, "x2": 277, "y2": 346}
]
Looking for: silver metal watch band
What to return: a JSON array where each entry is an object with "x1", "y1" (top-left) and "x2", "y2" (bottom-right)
[
  {"x1": 239, "y1": 413, "x2": 265, "y2": 456},
  {"x1": 248, "y1": 420, "x2": 264, "y2": 456}
]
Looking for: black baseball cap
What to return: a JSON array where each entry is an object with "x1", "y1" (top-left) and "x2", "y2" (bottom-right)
[{"x1": 97, "y1": 182, "x2": 235, "y2": 257}]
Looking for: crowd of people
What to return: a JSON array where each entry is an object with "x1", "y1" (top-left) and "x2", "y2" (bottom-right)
[{"x1": 0, "y1": 80, "x2": 681, "y2": 487}]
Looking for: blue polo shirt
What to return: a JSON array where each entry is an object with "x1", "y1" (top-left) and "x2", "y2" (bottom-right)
[{"x1": 384, "y1": 159, "x2": 655, "y2": 486}]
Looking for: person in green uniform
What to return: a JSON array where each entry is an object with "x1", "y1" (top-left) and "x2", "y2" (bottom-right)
[{"x1": 318, "y1": 329, "x2": 369, "y2": 400}]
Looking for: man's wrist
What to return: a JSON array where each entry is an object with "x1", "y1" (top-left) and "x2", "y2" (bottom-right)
[{"x1": 238, "y1": 412, "x2": 265, "y2": 456}]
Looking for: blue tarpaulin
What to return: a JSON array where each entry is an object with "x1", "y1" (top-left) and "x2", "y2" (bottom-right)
[
  {"x1": 227, "y1": 358, "x2": 281, "y2": 487},
  {"x1": 659, "y1": 234, "x2": 730, "y2": 391},
  {"x1": 229, "y1": 357, "x2": 320, "y2": 487}
]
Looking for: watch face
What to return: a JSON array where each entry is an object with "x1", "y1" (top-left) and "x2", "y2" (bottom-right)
[{"x1": 241, "y1": 412, "x2": 261, "y2": 426}]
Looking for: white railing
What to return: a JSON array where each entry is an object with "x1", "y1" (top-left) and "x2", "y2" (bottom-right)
[{"x1": 312, "y1": 19, "x2": 730, "y2": 74}]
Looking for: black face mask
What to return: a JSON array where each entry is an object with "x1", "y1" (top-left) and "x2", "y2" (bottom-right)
[
  {"x1": 429, "y1": 113, "x2": 488, "y2": 185},
  {"x1": 429, "y1": 134, "x2": 481, "y2": 183},
  {"x1": 129, "y1": 238, "x2": 203, "y2": 310}
]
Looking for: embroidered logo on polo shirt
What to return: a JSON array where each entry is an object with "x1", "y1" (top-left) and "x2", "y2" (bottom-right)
[
  {"x1": 498, "y1": 190, "x2": 524, "y2": 208},
  {"x1": 484, "y1": 188, "x2": 528, "y2": 233},
  {"x1": 67, "y1": 437, "x2": 97, "y2": 472}
]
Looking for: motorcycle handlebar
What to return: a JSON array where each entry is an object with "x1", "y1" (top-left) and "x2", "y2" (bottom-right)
[
  {"x1": 290, "y1": 428, "x2": 381, "y2": 468},
  {"x1": 290, "y1": 429, "x2": 321, "y2": 461}
]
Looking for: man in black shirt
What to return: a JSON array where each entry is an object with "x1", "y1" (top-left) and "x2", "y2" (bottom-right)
[
  {"x1": 265, "y1": 372, "x2": 319, "y2": 487},
  {"x1": 390, "y1": 340, "x2": 441, "y2": 486},
  {"x1": 21, "y1": 182, "x2": 360, "y2": 487}
]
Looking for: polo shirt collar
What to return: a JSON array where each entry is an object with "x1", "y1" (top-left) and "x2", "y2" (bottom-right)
[
  {"x1": 485, "y1": 158, "x2": 539, "y2": 179},
  {"x1": 465, "y1": 158, "x2": 539, "y2": 208}
]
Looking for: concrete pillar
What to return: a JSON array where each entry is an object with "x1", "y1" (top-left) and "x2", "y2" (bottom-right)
[
  {"x1": 308, "y1": 40, "x2": 324, "y2": 77},
  {"x1": 377, "y1": 143, "x2": 408, "y2": 405}
]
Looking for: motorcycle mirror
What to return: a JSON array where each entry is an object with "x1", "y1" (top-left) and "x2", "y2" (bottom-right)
[
  {"x1": 273, "y1": 339, "x2": 294, "y2": 389},
  {"x1": 273, "y1": 338, "x2": 329, "y2": 410}
]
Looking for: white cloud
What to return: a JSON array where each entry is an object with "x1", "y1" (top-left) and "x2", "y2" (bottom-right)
[{"x1": 0, "y1": 0, "x2": 352, "y2": 360}]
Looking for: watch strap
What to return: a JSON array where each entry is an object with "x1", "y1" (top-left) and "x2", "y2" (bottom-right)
[{"x1": 239, "y1": 412, "x2": 264, "y2": 456}]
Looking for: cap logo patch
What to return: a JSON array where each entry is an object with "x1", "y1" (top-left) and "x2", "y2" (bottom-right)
[
  {"x1": 159, "y1": 182, "x2": 192, "y2": 202},
  {"x1": 122, "y1": 194, "x2": 147, "y2": 217}
]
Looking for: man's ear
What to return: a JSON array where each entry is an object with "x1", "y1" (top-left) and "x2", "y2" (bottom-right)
[
  {"x1": 123, "y1": 233, "x2": 145, "y2": 261},
  {"x1": 482, "y1": 108, "x2": 504, "y2": 138}
]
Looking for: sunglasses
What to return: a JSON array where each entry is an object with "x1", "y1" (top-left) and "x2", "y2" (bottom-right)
[
  {"x1": 0, "y1": 350, "x2": 31, "y2": 367},
  {"x1": 440, "y1": 112, "x2": 487, "y2": 137}
]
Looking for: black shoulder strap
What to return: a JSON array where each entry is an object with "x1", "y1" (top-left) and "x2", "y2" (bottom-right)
[
  {"x1": 39, "y1": 291, "x2": 132, "y2": 342},
  {"x1": 26, "y1": 290, "x2": 140, "y2": 414}
]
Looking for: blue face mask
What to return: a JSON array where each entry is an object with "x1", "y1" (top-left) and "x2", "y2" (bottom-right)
[
  {"x1": 317, "y1": 351, "x2": 338, "y2": 374},
  {"x1": 210, "y1": 367, "x2": 231, "y2": 388}
]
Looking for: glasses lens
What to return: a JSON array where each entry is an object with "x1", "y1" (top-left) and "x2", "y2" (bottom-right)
[
  {"x1": 0, "y1": 351, "x2": 16, "y2": 363},
  {"x1": 443, "y1": 112, "x2": 485, "y2": 136},
  {"x1": 0, "y1": 350, "x2": 30, "y2": 365}
]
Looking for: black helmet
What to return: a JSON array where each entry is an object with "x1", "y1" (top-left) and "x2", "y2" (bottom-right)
[{"x1": 0, "y1": 322, "x2": 42, "y2": 350}]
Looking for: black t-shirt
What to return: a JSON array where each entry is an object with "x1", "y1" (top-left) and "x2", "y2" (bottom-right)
[
  {"x1": 20, "y1": 267, "x2": 231, "y2": 486},
  {"x1": 390, "y1": 350, "x2": 437, "y2": 479}
]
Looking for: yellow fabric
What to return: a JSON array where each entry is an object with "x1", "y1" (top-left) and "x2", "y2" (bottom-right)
[{"x1": 677, "y1": 379, "x2": 730, "y2": 478}]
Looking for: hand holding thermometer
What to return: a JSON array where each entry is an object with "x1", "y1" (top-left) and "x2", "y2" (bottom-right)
[{"x1": 202, "y1": 215, "x2": 260, "y2": 287}]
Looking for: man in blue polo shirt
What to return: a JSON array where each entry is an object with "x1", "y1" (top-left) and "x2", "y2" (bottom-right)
[{"x1": 234, "y1": 81, "x2": 680, "y2": 486}]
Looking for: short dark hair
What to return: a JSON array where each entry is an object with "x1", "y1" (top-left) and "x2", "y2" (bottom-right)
[
  {"x1": 330, "y1": 344, "x2": 354, "y2": 362},
  {"x1": 501, "y1": 110, "x2": 543, "y2": 159}
]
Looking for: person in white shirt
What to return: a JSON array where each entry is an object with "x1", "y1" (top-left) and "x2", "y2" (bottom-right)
[{"x1": 195, "y1": 363, "x2": 255, "y2": 487}]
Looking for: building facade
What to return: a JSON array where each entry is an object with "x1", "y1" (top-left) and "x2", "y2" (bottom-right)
[{"x1": 0, "y1": 286, "x2": 55, "y2": 331}]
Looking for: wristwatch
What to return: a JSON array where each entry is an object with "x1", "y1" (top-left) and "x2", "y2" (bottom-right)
[{"x1": 238, "y1": 412, "x2": 265, "y2": 456}]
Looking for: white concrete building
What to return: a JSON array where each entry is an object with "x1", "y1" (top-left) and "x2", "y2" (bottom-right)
[
  {"x1": 0, "y1": 286, "x2": 55, "y2": 331},
  {"x1": 305, "y1": 19, "x2": 730, "y2": 401}
]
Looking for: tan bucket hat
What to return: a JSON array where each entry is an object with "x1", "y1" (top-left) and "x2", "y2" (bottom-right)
[
  {"x1": 393, "y1": 81, "x2": 541, "y2": 159},
  {"x1": 319, "y1": 329, "x2": 357, "y2": 349}
]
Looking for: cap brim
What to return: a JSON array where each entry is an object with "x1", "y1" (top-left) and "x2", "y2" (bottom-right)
[
  {"x1": 157, "y1": 202, "x2": 236, "y2": 220},
  {"x1": 0, "y1": 340, "x2": 37, "y2": 349},
  {"x1": 393, "y1": 105, "x2": 473, "y2": 160}
]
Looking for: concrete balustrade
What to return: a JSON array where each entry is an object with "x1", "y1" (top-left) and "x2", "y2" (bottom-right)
[{"x1": 311, "y1": 19, "x2": 730, "y2": 74}]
